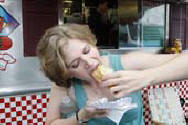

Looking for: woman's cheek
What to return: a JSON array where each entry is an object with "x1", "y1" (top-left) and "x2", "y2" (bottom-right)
[
  {"x1": 75, "y1": 70, "x2": 88, "y2": 79},
  {"x1": 92, "y1": 51, "x2": 100, "y2": 58}
]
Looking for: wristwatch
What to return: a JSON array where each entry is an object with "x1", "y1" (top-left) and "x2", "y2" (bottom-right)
[{"x1": 76, "y1": 110, "x2": 88, "y2": 124}]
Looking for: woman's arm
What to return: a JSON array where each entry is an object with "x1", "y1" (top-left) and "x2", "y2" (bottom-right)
[
  {"x1": 101, "y1": 52, "x2": 188, "y2": 98},
  {"x1": 46, "y1": 83, "x2": 78, "y2": 125},
  {"x1": 46, "y1": 83, "x2": 109, "y2": 125},
  {"x1": 121, "y1": 51, "x2": 179, "y2": 70},
  {"x1": 121, "y1": 51, "x2": 188, "y2": 82},
  {"x1": 144, "y1": 52, "x2": 188, "y2": 84}
]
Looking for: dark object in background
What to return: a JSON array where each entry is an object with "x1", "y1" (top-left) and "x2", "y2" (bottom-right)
[
  {"x1": 88, "y1": 8, "x2": 112, "y2": 47},
  {"x1": 88, "y1": 0, "x2": 114, "y2": 48},
  {"x1": 85, "y1": 0, "x2": 117, "y2": 8},
  {"x1": 23, "y1": 0, "x2": 58, "y2": 56},
  {"x1": 180, "y1": 97, "x2": 185, "y2": 107},
  {"x1": 118, "y1": 0, "x2": 139, "y2": 24}
]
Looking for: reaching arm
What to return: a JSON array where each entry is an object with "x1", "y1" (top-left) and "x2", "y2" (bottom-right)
[
  {"x1": 121, "y1": 51, "x2": 179, "y2": 70},
  {"x1": 121, "y1": 51, "x2": 188, "y2": 83},
  {"x1": 145, "y1": 52, "x2": 188, "y2": 84},
  {"x1": 101, "y1": 52, "x2": 188, "y2": 97}
]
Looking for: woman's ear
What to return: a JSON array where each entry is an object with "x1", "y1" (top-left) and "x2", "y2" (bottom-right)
[
  {"x1": 69, "y1": 75, "x2": 74, "y2": 79},
  {"x1": 67, "y1": 70, "x2": 74, "y2": 79}
]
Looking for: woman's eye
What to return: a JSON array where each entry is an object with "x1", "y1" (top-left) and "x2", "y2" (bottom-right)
[
  {"x1": 83, "y1": 45, "x2": 90, "y2": 54},
  {"x1": 72, "y1": 60, "x2": 79, "y2": 68}
]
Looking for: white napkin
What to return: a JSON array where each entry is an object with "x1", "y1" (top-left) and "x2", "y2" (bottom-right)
[{"x1": 87, "y1": 97, "x2": 138, "y2": 125}]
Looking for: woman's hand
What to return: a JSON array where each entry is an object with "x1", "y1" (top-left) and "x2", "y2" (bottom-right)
[
  {"x1": 78, "y1": 102, "x2": 109, "y2": 121},
  {"x1": 100, "y1": 70, "x2": 152, "y2": 98}
]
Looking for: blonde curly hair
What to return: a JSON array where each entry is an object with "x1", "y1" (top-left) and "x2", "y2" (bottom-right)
[{"x1": 37, "y1": 23, "x2": 97, "y2": 87}]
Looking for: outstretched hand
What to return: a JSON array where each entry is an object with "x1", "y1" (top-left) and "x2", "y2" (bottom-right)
[{"x1": 100, "y1": 70, "x2": 152, "y2": 98}]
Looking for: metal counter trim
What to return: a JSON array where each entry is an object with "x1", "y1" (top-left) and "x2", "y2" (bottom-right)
[{"x1": 0, "y1": 85, "x2": 52, "y2": 97}]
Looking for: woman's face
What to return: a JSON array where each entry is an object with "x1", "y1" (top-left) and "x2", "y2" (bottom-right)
[{"x1": 63, "y1": 39, "x2": 101, "y2": 82}]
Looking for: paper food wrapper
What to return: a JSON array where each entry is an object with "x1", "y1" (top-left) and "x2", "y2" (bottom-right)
[
  {"x1": 148, "y1": 87, "x2": 186, "y2": 125},
  {"x1": 88, "y1": 97, "x2": 138, "y2": 124}
]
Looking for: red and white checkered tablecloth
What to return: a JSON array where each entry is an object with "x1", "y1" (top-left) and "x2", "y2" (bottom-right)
[
  {"x1": 0, "y1": 93, "x2": 50, "y2": 125},
  {"x1": 0, "y1": 80, "x2": 187, "y2": 125}
]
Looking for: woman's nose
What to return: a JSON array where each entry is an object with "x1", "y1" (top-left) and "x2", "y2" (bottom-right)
[{"x1": 80, "y1": 55, "x2": 92, "y2": 69}]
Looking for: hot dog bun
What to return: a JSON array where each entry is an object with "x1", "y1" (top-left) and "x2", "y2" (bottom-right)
[{"x1": 91, "y1": 64, "x2": 113, "y2": 83}]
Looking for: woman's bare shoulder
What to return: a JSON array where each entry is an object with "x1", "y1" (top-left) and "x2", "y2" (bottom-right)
[
  {"x1": 59, "y1": 85, "x2": 77, "y2": 117},
  {"x1": 46, "y1": 83, "x2": 77, "y2": 122},
  {"x1": 50, "y1": 83, "x2": 77, "y2": 109},
  {"x1": 50, "y1": 83, "x2": 76, "y2": 103}
]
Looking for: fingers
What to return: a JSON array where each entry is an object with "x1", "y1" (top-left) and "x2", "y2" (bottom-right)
[
  {"x1": 113, "y1": 91, "x2": 126, "y2": 98},
  {"x1": 95, "y1": 109, "x2": 109, "y2": 115},
  {"x1": 102, "y1": 71, "x2": 122, "y2": 81},
  {"x1": 85, "y1": 101, "x2": 109, "y2": 117},
  {"x1": 109, "y1": 85, "x2": 123, "y2": 94},
  {"x1": 111, "y1": 83, "x2": 142, "y2": 98},
  {"x1": 84, "y1": 106, "x2": 109, "y2": 119},
  {"x1": 109, "y1": 85, "x2": 129, "y2": 98},
  {"x1": 100, "y1": 78, "x2": 121, "y2": 87},
  {"x1": 94, "y1": 109, "x2": 109, "y2": 118},
  {"x1": 101, "y1": 76, "x2": 130, "y2": 87},
  {"x1": 94, "y1": 111, "x2": 109, "y2": 118}
]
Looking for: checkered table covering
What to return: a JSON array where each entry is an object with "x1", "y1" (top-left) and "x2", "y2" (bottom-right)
[
  {"x1": 142, "y1": 80, "x2": 188, "y2": 125},
  {"x1": 0, "y1": 92, "x2": 50, "y2": 125},
  {"x1": 0, "y1": 80, "x2": 187, "y2": 125},
  {"x1": 178, "y1": 80, "x2": 188, "y2": 118}
]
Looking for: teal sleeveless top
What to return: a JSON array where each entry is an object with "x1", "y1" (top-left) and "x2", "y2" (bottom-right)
[{"x1": 74, "y1": 54, "x2": 144, "y2": 125}]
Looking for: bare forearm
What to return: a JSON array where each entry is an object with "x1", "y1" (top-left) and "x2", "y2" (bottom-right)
[
  {"x1": 49, "y1": 116, "x2": 78, "y2": 125},
  {"x1": 146, "y1": 53, "x2": 188, "y2": 85},
  {"x1": 46, "y1": 109, "x2": 87, "y2": 125}
]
